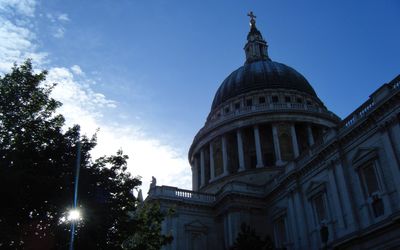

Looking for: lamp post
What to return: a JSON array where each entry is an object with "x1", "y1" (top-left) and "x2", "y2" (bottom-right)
[{"x1": 69, "y1": 141, "x2": 82, "y2": 250}]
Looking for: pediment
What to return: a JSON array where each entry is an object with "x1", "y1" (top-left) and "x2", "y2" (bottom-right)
[
  {"x1": 185, "y1": 220, "x2": 208, "y2": 233},
  {"x1": 352, "y1": 147, "x2": 378, "y2": 166},
  {"x1": 306, "y1": 181, "x2": 324, "y2": 194},
  {"x1": 305, "y1": 181, "x2": 326, "y2": 198},
  {"x1": 271, "y1": 206, "x2": 287, "y2": 218}
]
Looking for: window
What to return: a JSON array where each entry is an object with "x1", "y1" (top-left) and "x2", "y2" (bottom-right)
[
  {"x1": 372, "y1": 198, "x2": 384, "y2": 217},
  {"x1": 259, "y1": 96, "x2": 266, "y2": 104},
  {"x1": 362, "y1": 163, "x2": 380, "y2": 196},
  {"x1": 246, "y1": 99, "x2": 253, "y2": 106},
  {"x1": 224, "y1": 107, "x2": 230, "y2": 114},
  {"x1": 234, "y1": 102, "x2": 240, "y2": 110},
  {"x1": 272, "y1": 96, "x2": 279, "y2": 103},
  {"x1": 285, "y1": 96, "x2": 291, "y2": 103},
  {"x1": 296, "y1": 98, "x2": 303, "y2": 104},
  {"x1": 313, "y1": 194, "x2": 327, "y2": 223},
  {"x1": 359, "y1": 162, "x2": 385, "y2": 218},
  {"x1": 274, "y1": 216, "x2": 287, "y2": 249},
  {"x1": 306, "y1": 100, "x2": 312, "y2": 105}
]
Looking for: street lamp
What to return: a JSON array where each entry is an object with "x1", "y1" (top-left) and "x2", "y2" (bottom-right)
[{"x1": 67, "y1": 209, "x2": 81, "y2": 221}]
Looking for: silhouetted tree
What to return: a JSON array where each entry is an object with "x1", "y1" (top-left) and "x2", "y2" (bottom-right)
[
  {"x1": 122, "y1": 202, "x2": 174, "y2": 250},
  {"x1": 0, "y1": 60, "x2": 171, "y2": 249},
  {"x1": 230, "y1": 222, "x2": 274, "y2": 250}
]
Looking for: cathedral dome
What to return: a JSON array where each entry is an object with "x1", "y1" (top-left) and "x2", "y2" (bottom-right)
[
  {"x1": 189, "y1": 12, "x2": 341, "y2": 194},
  {"x1": 211, "y1": 60, "x2": 317, "y2": 110}
]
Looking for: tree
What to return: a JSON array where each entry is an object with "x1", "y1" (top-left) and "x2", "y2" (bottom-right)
[
  {"x1": 230, "y1": 223, "x2": 274, "y2": 250},
  {"x1": 0, "y1": 60, "x2": 171, "y2": 249},
  {"x1": 122, "y1": 202, "x2": 173, "y2": 250}
]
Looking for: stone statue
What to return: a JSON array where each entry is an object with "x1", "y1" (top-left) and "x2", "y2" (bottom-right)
[{"x1": 150, "y1": 176, "x2": 157, "y2": 189}]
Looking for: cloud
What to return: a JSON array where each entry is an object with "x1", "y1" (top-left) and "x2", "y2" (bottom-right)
[
  {"x1": 0, "y1": 18, "x2": 47, "y2": 73},
  {"x1": 58, "y1": 13, "x2": 69, "y2": 22},
  {"x1": 46, "y1": 67, "x2": 192, "y2": 194},
  {"x1": 0, "y1": 0, "x2": 36, "y2": 17},
  {"x1": 71, "y1": 65, "x2": 84, "y2": 76},
  {"x1": 53, "y1": 27, "x2": 65, "y2": 38},
  {"x1": 1, "y1": 0, "x2": 192, "y2": 195}
]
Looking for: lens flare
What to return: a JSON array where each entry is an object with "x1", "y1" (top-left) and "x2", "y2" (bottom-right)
[{"x1": 67, "y1": 209, "x2": 81, "y2": 221}]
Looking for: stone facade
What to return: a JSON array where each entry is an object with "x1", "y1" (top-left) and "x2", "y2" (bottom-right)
[{"x1": 146, "y1": 16, "x2": 400, "y2": 250}]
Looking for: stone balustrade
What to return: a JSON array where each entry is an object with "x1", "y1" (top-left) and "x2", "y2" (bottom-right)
[
  {"x1": 148, "y1": 182, "x2": 265, "y2": 204},
  {"x1": 341, "y1": 99, "x2": 375, "y2": 129},
  {"x1": 270, "y1": 79, "x2": 400, "y2": 193},
  {"x1": 194, "y1": 102, "x2": 338, "y2": 143},
  {"x1": 149, "y1": 185, "x2": 216, "y2": 203},
  {"x1": 340, "y1": 79, "x2": 399, "y2": 131}
]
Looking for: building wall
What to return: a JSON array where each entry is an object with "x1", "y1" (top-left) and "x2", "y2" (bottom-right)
[{"x1": 148, "y1": 78, "x2": 400, "y2": 250}]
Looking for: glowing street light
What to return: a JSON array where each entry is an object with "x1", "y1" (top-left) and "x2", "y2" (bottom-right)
[{"x1": 67, "y1": 209, "x2": 81, "y2": 221}]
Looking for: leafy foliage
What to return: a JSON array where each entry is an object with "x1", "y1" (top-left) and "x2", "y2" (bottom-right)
[
  {"x1": 122, "y1": 202, "x2": 174, "y2": 250},
  {"x1": 0, "y1": 60, "x2": 170, "y2": 249},
  {"x1": 230, "y1": 223, "x2": 274, "y2": 250}
]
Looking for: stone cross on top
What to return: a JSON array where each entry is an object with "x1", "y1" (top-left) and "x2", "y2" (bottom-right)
[
  {"x1": 247, "y1": 11, "x2": 256, "y2": 21},
  {"x1": 247, "y1": 11, "x2": 256, "y2": 26}
]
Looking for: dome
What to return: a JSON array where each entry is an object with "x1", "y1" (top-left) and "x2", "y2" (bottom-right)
[{"x1": 211, "y1": 60, "x2": 317, "y2": 110}]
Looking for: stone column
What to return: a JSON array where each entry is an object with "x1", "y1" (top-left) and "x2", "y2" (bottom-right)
[
  {"x1": 222, "y1": 135, "x2": 229, "y2": 176},
  {"x1": 293, "y1": 190, "x2": 311, "y2": 249},
  {"x1": 209, "y1": 142, "x2": 215, "y2": 180},
  {"x1": 254, "y1": 125, "x2": 264, "y2": 168},
  {"x1": 236, "y1": 130, "x2": 245, "y2": 171},
  {"x1": 391, "y1": 120, "x2": 400, "y2": 158},
  {"x1": 287, "y1": 191, "x2": 300, "y2": 248},
  {"x1": 335, "y1": 161, "x2": 357, "y2": 231},
  {"x1": 381, "y1": 129, "x2": 400, "y2": 200},
  {"x1": 192, "y1": 158, "x2": 199, "y2": 191},
  {"x1": 200, "y1": 149, "x2": 205, "y2": 187},
  {"x1": 307, "y1": 124, "x2": 315, "y2": 146},
  {"x1": 327, "y1": 164, "x2": 345, "y2": 230},
  {"x1": 290, "y1": 123, "x2": 300, "y2": 158},
  {"x1": 272, "y1": 124, "x2": 283, "y2": 165}
]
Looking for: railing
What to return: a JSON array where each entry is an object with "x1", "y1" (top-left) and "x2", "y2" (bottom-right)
[
  {"x1": 149, "y1": 181, "x2": 266, "y2": 204},
  {"x1": 195, "y1": 102, "x2": 338, "y2": 143},
  {"x1": 341, "y1": 99, "x2": 375, "y2": 129},
  {"x1": 149, "y1": 185, "x2": 216, "y2": 203},
  {"x1": 340, "y1": 77, "x2": 400, "y2": 130},
  {"x1": 270, "y1": 78, "x2": 400, "y2": 192},
  {"x1": 393, "y1": 80, "x2": 400, "y2": 89}
]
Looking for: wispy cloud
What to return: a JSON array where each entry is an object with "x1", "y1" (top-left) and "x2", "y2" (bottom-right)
[
  {"x1": 0, "y1": 0, "x2": 192, "y2": 194},
  {"x1": 0, "y1": 0, "x2": 47, "y2": 73},
  {"x1": 53, "y1": 27, "x2": 65, "y2": 38},
  {"x1": 71, "y1": 65, "x2": 84, "y2": 76},
  {"x1": 44, "y1": 12, "x2": 69, "y2": 38},
  {"x1": 0, "y1": 19, "x2": 47, "y2": 73},
  {"x1": 47, "y1": 67, "x2": 191, "y2": 193},
  {"x1": 58, "y1": 13, "x2": 69, "y2": 22},
  {"x1": 0, "y1": 0, "x2": 36, "y2": 17}
]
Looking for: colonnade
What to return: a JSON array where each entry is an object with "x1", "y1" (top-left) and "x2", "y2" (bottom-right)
[{"x1": 192, "y1": 123, "x2": 322, "y2": 190}]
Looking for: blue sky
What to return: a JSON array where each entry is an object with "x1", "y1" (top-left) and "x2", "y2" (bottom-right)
[{"x1": 1, "y1": 0, "x2": 399, "y2": 193}]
